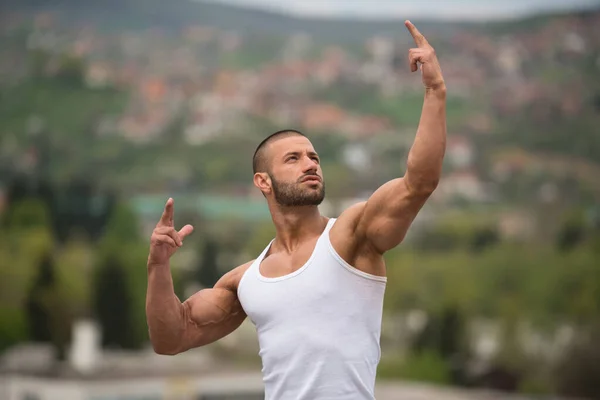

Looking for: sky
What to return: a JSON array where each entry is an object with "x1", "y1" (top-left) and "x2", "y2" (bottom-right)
[{"x1": 203, "y1": 0, "x2": 600, "y2": 20}]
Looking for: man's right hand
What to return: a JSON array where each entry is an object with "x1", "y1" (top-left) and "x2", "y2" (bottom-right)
[{"x1": 148, "y1": 198, "x2": 194, "y2": 266}]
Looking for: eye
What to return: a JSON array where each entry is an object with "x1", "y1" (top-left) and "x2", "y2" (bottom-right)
[
  {"x1": 286, "y1": 155, "x2": 298, "y2": 162},
  {"x1": 311, "y1": 157, "x2": 320, "y2": 164}
]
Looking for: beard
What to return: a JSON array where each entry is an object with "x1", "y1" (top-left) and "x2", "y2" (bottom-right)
[{"x1": 271, "y1": 174, "x2": 325, "y2": 207}]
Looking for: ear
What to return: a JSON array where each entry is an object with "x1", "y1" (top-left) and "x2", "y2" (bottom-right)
[{"x1": 253, "y1": 172, "x2": 272, "y2": 195}]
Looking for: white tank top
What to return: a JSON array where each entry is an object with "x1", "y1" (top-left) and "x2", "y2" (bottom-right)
[{"x1": 237, "y1": 218, "x2": 387, "y2": 400}]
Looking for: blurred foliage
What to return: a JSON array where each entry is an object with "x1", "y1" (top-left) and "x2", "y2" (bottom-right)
[
  {"x1": 378, "y1": 350, "x2": 452, "y2": 384},
  {"x1": 196, "y1": 239, "x2": 221, "y2": 289},
  {"x1": 379, "y1": 223, "x2": 600, "y2": 395},
  {"x1": 384, "y1": 238, "x2": 600, "y2": 328},
  {"x1": 553, "y1": 324, "x2": 600, "y2": 399}
]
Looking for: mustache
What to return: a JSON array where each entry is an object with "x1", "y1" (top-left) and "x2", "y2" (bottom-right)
[{"x1": 298, "y1": 174, "x2": 321, "y2": 183}]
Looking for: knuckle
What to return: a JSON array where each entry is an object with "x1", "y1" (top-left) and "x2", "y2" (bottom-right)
[
  {"x1": 150, "y1": 234, "x2": 177, "y2": 250},
  {"x1": 156, "y1": 226, "x2": 174, "y2": 235}
]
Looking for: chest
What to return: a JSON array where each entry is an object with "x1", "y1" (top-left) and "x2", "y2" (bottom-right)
[
  {"x1": 242, "y1": 269, "x2": 342, "y2": 330},
  {"x1": 258, "y1": 237, "x2": 320, "y2": 279},
  {"x1": 240, "y1": 245, "x2": 341, "y2": 324},
  {"x1": 240, "y1": 254, "x2": 382, "y2": 330}
]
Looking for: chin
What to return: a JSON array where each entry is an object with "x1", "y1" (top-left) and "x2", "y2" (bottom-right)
[{"x1": 307, "y1": 194, "x2": 325, "y2": 206}]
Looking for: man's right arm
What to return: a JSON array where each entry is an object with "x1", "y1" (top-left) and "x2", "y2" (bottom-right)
[{"x1": 146, "y1": 261, "x2": 251, "y2": 355}]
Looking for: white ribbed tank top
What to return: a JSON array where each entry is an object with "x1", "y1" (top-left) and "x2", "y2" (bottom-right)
[{"x1": 237, "y1": 218, "x2": 387, "y2": 400}]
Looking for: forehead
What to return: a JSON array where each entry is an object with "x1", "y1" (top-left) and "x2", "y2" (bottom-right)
[{"x1": 267, "y1": 135, "x2": 316, "y2": 157}]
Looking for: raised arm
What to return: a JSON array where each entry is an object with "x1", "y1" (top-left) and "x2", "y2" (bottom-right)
[
  {"x1": 145, "y1": 198, "x2": 248, "y2": 355},
  {"x1": 342, "y1": 21, "x2": 446, "y2": 255}
]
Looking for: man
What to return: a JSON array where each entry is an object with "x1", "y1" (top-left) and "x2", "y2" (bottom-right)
[{"x1": 146, "y1": 21, "x2": 446, "y2": 400}]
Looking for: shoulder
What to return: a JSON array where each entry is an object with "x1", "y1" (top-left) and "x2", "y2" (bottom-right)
[
  {"x1": 328, "y1": 201, "x2": 367, "y2": 257},
  {"x1": 329, "y1": 200, "x2": 385, "y2": 265},
  {"x1": 215, "y1": 259, "x2": 255, "y2": 292},
  {"x1": 331, "y1": 201, "x2": 367, "y2": 235}
]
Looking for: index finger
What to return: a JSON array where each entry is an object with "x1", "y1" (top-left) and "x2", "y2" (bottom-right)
[
  {"x1": 405, "y1": 20, "x2": 429, "y2": 47},
  {"x1": 159, "y1": 198, "x2": 174, "y2": 226}
]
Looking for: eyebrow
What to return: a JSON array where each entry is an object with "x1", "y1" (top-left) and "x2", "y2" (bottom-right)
[{"x1": 283, "y1": 151, "x2": 319, "y2": 158}]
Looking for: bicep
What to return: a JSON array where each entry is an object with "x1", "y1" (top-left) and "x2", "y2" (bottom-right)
[
  {"x1": 179, "y1": 270, "x2": 247, "y2": 351},
  {"x1": 181, "y1": 289, "x2": 246, "y2": 350},
  {"x1": 357, "y1": 177, "x2": 429, "y2": 254}
]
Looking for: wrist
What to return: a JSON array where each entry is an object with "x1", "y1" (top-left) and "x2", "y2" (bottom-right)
[
  {"x1": 147, "y1": 257, "x2": 169, "y2": 270},
  {"x1": 425, "y1": 83, "x2": 446, "y2": 98}
]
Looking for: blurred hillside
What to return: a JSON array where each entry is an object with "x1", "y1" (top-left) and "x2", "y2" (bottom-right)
[
  {"x1": 0, "y1": 1, "x2": 599, "y2": 399},
  {"x1": 1, "y1": 2, "x2": 599, "y2": 203}
]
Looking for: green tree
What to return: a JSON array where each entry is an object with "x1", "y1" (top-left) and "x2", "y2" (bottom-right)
[
  {"x1": 0, "y1": 198, "x2": 54, "y2": 350},
  {"x1": 0, "y1": 232, "x2": 29, "y2": 351},
  {"x1": 25, "y1": 252, "x2": 55, "y2": 343},
  {"x1": 93, "y1": 255, "x2": 136, "y2": 349},
  {"x1": 22, "y1": 238, "x2": 94, "y2": 360},
  {"x1": 55, "y1": 54, "x2": 86, "y2": 87},
  {"x1": 92, "y1": 202, "x2": 149, "y2": 349},
  {"x1": 55, "y1": 237, "x2": 94, "y2": 319},
  {"x1": 197, "y1": 239, "x2": 221, "y2": 289}
]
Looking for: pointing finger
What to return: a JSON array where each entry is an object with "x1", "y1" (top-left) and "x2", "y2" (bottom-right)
[
  {"x1": 405, "y1": 20, "x2": 429, "y2": 47},
  {"x1": 159, "y1": 198, "x2": 174, "y2": 226}
]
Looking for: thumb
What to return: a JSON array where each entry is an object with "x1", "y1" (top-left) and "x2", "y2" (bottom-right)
[{"x1": 178, "y1": 224, "x2": 194, "y2": 240}]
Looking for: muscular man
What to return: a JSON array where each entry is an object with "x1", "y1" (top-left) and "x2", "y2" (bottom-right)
[{"x1": 146, "y1": 21, "x2": 446, "y2": 400}]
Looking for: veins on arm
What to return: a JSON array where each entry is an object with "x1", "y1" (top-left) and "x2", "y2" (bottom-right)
[{"x1": 168, "y1": 263, "x2": 251, "y2": 354}]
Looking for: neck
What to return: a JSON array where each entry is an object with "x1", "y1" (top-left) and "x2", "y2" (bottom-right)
[{"x1": 269, "y1": 204, "x2": 327, "y2": 253}]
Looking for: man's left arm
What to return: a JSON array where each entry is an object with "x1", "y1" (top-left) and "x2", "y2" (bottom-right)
[{"x1": 356, "y1": 21, "x2": 447, "y2": 254}]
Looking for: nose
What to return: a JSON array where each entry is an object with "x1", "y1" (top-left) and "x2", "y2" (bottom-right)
[{"x1": 301, "y1": 156, "x2": 318, "y2": 174}]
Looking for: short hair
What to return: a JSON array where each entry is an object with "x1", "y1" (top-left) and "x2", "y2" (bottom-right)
[{"x1": 252, "y1": 129, "x2": 306, "y2": 174}]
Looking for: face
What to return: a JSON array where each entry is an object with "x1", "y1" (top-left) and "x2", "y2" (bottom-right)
[{"x1": 259, "y1": 135, "x2": 325, "y2": 207}]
